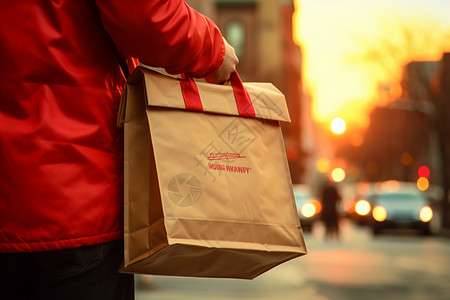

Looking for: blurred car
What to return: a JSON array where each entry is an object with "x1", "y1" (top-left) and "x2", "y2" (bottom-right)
[
  {"x1": 293, "y1": 184, "x2": 322, "y2": 232},
  {"x1": 369, "y1": 191, "x2": 433, "y2": 235}
]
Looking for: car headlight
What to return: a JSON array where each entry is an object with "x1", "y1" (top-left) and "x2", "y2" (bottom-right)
[
  {"x1": 372, "y1": 206, "x2": 387, "y2": 222},
  {"x1": 419, "y1": 206, "x2": 433, "y2": 223},
  {"x1": 301, "y1": 202, "x2": 316, "y2": 218},
  {"x1": 355, "y1": 200, "x2": 371, "y2": 216}
]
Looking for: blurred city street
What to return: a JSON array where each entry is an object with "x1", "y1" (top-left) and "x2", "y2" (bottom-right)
[{"x1": 135, "y1": 219, "x2": 450, "y2": 300}]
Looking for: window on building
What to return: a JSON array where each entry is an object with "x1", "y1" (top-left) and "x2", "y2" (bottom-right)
[{"x1": 226, "y1": 21, "x2": 245, "y2": 58}]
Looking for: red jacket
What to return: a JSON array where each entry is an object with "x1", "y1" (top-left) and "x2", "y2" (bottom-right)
[{"x1": 0, "y1": 0, "x2": 224, "y2": 253}]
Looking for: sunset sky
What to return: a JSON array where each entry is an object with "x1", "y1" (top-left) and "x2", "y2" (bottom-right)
[{"x1": 293, "y1": 0, "x2": 450, "y2": 130}]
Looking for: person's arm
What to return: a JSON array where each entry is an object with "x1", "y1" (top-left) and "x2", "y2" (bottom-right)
[{"x1": 94, "y1": 0, "x2": 237, "y2": 81}]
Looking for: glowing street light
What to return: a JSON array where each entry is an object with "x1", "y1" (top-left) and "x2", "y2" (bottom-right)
[
  {"x1": 417, "y1": 177, "x2": 429, "y2": 191},
  {"x1": 316, "y1": 158, "x2": 330, "y2": 174},
  {"x1": 418, "y1": 165, "x2": 430, "y2": 178},
  {"x1": 330, "y1": 167, "x2": 346, "y2": 183},
  {"x1": 331, "y1": 117, "x2": 346, "y2": 135}
]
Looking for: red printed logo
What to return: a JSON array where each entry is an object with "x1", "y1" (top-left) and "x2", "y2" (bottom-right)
[
  {"x1": 208, "y1": 163, "x2": 252, "y2": 174},
  {"x1": 207, "y1": 152, "x2": 246, "y2": 161},
  {"x1": 206, "y1": 152, "x2": 252, "y2": 174}
]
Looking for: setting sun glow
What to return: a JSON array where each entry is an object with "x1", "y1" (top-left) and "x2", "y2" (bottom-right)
[{"x1": 293, "y1": 0, "x2": 450, "y2": 130}]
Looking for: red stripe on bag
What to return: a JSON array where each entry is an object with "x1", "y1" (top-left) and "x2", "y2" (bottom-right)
[
  {"x1": 230, "y1": 72, "x2": 256, "y2": 118},
  {"x1": 180, "y1": 74, "x2": 203, "y2": 111},
  {"x1": 179, "y1": 72, "x2": 255, "y2": 118}
]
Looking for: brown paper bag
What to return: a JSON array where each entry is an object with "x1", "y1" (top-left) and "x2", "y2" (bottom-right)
[{"x1": 118, "y1": 66, "x2": 306, "y2": 279}]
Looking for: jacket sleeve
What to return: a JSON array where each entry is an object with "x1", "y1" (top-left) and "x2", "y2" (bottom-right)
[{"x1": 94, "y1": 0, "x2": 225, "y2": 78}]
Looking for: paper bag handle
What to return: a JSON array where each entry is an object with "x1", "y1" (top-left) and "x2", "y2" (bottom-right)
[{"x1": 180, "y1": 72, "x2": 256, "y2": 118}]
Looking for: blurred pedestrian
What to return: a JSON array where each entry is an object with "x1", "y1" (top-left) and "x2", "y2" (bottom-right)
[
  {"x1": 0, "y1": 1, "x2": 238, "y2": 299},
  {"x1": 320, "y1": 181, "x2": 342, "y2": 241}
]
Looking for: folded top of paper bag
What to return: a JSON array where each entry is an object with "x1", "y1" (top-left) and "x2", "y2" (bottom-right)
[{"x1": 122, "y1": 66, "x2": 291, "y2": 124}]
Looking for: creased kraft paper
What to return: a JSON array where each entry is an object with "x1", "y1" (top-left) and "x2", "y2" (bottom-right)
[{"x1": 120, "y1": 67, "x2": 306, "y2": 279}]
